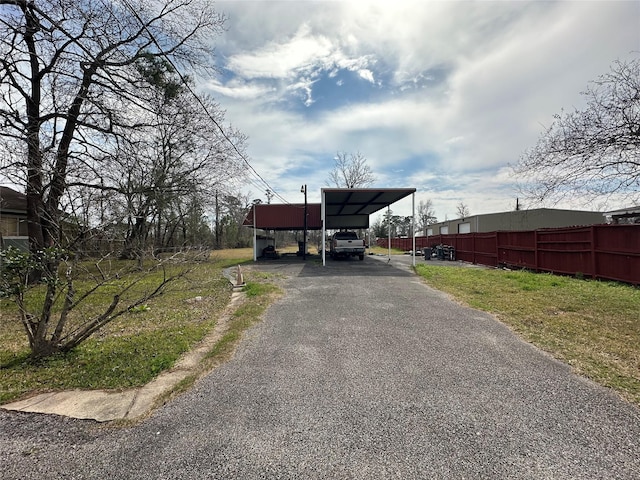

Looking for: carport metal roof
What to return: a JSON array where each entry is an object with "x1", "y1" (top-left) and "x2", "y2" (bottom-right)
[
  {"x1": 322, "y1": 188, "x2": 415, "y2": 216},
  {"x1": 322, "y1": 188, "x2": 416, "y2": 229},
  {"x1": 243, "y1": 203, "x2": 322, "y2": 230}
]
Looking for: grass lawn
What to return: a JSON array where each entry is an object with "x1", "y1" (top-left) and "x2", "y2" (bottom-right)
[
  {"x1": 414, "y1": 263, "x2": 640, "y2": 407},
  {"x1": 368, "y1": 245, "x2": 405, "y2": 255},
  {"x1": 3, "y1": 246, "x2": 637, "y2": 410},
  {"x1": 0, "y1": 248, "x2": 279, "y2": 404}
]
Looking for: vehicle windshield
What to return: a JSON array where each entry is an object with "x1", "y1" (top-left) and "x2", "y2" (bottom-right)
[{"x1": 334, "y1": 232, "x2": 357, "y2": 240}]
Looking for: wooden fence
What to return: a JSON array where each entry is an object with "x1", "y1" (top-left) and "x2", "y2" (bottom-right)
[{"x1": 377, "y1": 224, "x2": 640, "y2": 285}]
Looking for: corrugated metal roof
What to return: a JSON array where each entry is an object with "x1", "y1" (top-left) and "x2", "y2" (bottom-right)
[
  {"x1": 243, "y1": 188, "x2": 416, "y2": 231},
  {"x1": 243, "y1": 203, "x2": 322, "y2": 230},
  {"x1": 604, "y1": 206, "x2": 640, "y2": 215},
  {"x1": 323, "y1": 188, "x2": 415, "y2": 229},
  {"x1": 323, "y1": 188, "x2": 416, "y2": 216}
]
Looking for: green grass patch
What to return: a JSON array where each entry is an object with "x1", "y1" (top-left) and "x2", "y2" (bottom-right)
[
  {"x1": 0, "y1": 326, "x2": 209, "y2": 402},
  {"x1": 414, "y1": 264, "x2": 640, "y2": 407},
  {"x1": 204, "y1": 331, "x2": 241, "y2": 361},
  {"x1": 204, "y1": 274, "x2": 281, "y2": 363},
  {"x1": 242, "y1": 280, "x2": 279, "y2": 297},
  {"x1": 0, "y1": 250, "x2": 257, "y2": 404}
]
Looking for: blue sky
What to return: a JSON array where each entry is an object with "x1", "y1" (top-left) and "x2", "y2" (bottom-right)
[{"x1": 203, "y1": 0, "x2": 639, "y2": 221}]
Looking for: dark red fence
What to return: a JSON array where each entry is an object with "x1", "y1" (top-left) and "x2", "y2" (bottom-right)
[{"x1": 377, "y1": 224, "x2": 640, "y2": 285}]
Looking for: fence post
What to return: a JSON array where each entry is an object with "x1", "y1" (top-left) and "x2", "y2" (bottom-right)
[
  {"x1": 534, "y1": 230, "x2": 539, "y2": 272},
  {"x1": 472, "y1": 232, "x2": 476, "y2": 265},
  {"x1": 590, "y1": 225, "x2": 597, "y2": 280}
]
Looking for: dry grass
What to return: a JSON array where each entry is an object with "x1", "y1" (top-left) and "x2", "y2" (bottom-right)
[
  {"x1": 211, "y1": 247, "x2": 254, "y2": 260},
  {"x1": 368, "y1": 245, "x2": 405, "y2": 255}
]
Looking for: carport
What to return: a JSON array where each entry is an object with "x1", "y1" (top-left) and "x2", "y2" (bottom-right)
[
  {"x1": 321, "y1": 188, "x2": 416, "y2": 266},
  {"x1": 243, "y1": 187, "x2": 417, "y2": 266}
]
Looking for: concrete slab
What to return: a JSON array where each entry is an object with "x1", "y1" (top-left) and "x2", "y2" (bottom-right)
[{"x1": 3, "y1": 390, "x2": 138, "y2": 422}]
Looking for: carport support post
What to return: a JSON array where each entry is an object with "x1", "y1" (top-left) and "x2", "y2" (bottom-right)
[
  {"x1": 412, "y1": 192, "x2": 416, "y2": 267},
  {"x1": 387, "y1": 205, "x2": 391, "y2": 261},
  {"x1": 321, "y1": 189, "x2": 326, "y2": 266},
  {"x1": 253, "y1": 205, "x2": 257, "y2": 262},
  {"x1": 301, "y1": 184, "x2": 307, "y2": 261}
]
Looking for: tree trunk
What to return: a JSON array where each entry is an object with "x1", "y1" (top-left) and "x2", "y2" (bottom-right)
[{"x1": 120, "y1": 216, "x2": 147, "y2": 260}]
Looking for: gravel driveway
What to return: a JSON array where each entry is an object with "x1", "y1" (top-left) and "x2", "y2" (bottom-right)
[{"x1": 1, "y1": 256, "x2": 639, "y2": 479}]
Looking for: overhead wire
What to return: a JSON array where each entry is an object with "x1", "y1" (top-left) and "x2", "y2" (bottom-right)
[{"x1": 121, "y1": 0, "x2": 291, "y2": 205}]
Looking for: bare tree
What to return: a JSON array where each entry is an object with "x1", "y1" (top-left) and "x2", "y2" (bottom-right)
[
  {"x1": 102, "y1": 87, "x2": 245, "y2": 259},
  {"x1": 216, "y1": 193, "x2": 254, "y2": 248},
  {"x1": 456, "y1": 202, "x2": 470, "y2": 219},
  {"x1": 370, "y1": 214, "x2": 386, "y2": 238},
  {"x1": 0, "y1": 246, "x2": 192, "y2": 358},
  {"x1": 327, "y1": 151, "x2": 376, "y2": 188},
  {"x1": 0, "y1": 0, "x2": 230, "y2": 358},
  {"x1": 0, "y1": 0, "x2": 226, "y2": 255},
  {"x1": 417, "y1": 199, "x2": 437, "y2": 231},
  {"x1": 513, "y1": 57, "x2": 640, "y2": 207}
]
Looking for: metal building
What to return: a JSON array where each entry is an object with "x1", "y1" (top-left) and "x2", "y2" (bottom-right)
[{"x1": 426, "y1": 208, "x2": 606, "y2": 236}]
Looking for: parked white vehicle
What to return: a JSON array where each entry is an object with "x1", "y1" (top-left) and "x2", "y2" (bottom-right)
[{"x1": 330, "y1": 231, "x2": 365, "y2": 260}]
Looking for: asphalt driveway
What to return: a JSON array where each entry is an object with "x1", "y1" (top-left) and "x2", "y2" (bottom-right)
[{"x1": 1, "y1": 255, "x2": 639, "y2": 479}]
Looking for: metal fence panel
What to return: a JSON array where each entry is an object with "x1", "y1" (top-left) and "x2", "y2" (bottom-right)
[
  {"x1": 497, "y1": 231, "x2": 536, "y2": 269},
  {"x1": 593, "y1": 225, "x2": 640, "y2": 284},
  {"x1": 536, "y1": 227, "x2": 594, "y2": 276},
  {"x1": 378, "y1": 224, "x2": 639, "y2": 285}
]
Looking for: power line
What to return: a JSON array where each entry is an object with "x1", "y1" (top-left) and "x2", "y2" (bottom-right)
[{"x1": 121, "y1": 0, "x2": 290, "y2": 205}]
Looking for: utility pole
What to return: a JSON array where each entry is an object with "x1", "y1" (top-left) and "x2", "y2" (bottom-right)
[{"x1": 214, "y1": 190, "x2": 220, "y2": 248}]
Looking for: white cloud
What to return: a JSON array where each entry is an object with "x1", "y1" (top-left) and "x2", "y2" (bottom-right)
[
  {"x1": 358, "y1": 69, "x2": 374, "y2": 83},
  {"x1": 205, "y1": 79, "x2": 275, "y2": 100},
  {"x1": 226, "y1": 23, "x2": 334, "y2": 79},
  {"x1": 209, "y1": 1, "x2": 640, "y2": 219},
  {"x1": 286, "y1": 77, "x2": 316, "y2": 106}
]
